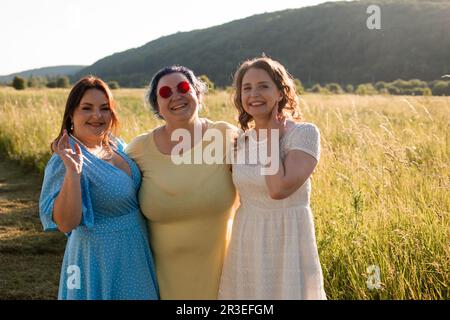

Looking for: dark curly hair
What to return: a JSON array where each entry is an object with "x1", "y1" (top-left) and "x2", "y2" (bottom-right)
[
  {"x1": 146, "y1": 65, "x2": 207, "y2": 119},
  {"x1": 233, "y1": 56, "x2": 302, "y2": 131}
]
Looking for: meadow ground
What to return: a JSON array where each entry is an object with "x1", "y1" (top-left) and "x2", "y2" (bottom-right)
[
  {"x1": 0, "y1": 87, "x2": 448, "y2": 299},
  {"x1": 0, "y1": 157, "x2": 64, "y2": 299}
]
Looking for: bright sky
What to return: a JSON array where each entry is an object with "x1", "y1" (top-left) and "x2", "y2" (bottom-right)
[{"x1": 0, "y1": 0, "x2": 345, "y2": 75}]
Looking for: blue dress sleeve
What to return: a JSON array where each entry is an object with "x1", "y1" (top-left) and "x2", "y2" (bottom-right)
[
  {"x1": 39, "y1": 153, "x2": 95, "y2": 233},
  {"x1": 110, "y1": 135, "x2": 127, "y2": 152}
]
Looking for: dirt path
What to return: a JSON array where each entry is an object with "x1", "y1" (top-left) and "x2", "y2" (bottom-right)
[{"x1": 0, "y1": 156, "x2": 65, "y2": 299}]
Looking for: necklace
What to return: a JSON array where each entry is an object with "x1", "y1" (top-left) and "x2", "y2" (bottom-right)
[{"x1": 70, "y1": 134, "x2": 114, "y2": 161}]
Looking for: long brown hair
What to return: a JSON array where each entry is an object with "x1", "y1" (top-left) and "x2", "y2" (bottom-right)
[
  {"x1": 51, "y1": 76, "x2": 120, "y2": 150},
  {"x1": 233, "y1": 56, "x2": 302, "y2": 131}
]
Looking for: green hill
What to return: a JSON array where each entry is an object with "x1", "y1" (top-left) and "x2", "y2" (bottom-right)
[
  {"x1": 0, "y1": 66, "x2": 85, "y2": 83},
  {"x1": 75, "y1": 0, "x2": 450, "y2": 87}
]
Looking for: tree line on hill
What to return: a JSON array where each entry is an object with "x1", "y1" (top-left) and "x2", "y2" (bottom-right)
[
  {"x1": 5, "y1": 74, "x2": 450, "y2": 96},
  {"x1": 303, "y1": 79, "x2": 450, "y2": 96},
  {"x1": 6, "y1": 76, "x2": 120, "y2": 91}
]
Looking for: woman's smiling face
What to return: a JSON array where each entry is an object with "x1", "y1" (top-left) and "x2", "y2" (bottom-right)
[
  {"x1": 71, "y1": 88, "x2": 112, "y2": 141},
  {"x1": 241, "y1": 67, "x2": 282, "y2": 119},
  {"x1": 156, "y1": 72, "x2": 200, "y2": 123}
]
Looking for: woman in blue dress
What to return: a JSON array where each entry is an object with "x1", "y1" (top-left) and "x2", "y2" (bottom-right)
[{"x1": 39, "y1": 76, "x2": 159, "y2": 300}]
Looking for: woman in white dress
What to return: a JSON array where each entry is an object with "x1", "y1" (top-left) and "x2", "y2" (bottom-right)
[{"x1": 219, "y1": 57, "x2": 326, "y2": 300}]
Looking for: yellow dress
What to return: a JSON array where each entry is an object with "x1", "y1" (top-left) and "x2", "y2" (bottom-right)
[{"x1": 125, "y1": 119, "x2": 237, "y2": 299}]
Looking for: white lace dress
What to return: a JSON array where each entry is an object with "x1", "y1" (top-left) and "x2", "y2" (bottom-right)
[{"x1": 218, "y1": 122, "x2": 326, "y2": 300}]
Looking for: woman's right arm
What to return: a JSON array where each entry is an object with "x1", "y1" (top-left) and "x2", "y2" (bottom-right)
[
  {"x1": 53, "y1": 171, "x2": 82, "y2": 233},
  {"x1": 52, "y1": 130, "x2": 84, "y2": 233}
]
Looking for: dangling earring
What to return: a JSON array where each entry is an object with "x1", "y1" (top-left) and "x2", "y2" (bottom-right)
[{"x1": 70, "y1": 123, "x2": 74, "y2": 131}]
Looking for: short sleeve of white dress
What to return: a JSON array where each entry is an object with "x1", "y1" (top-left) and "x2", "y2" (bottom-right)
[{"x1": 285, "y1": 123, "x2": 321, "y2": 161}]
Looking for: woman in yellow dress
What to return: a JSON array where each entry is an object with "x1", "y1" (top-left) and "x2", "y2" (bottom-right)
[{"x1": 125, "y1": 66, "x2": 237, "y2": 299}]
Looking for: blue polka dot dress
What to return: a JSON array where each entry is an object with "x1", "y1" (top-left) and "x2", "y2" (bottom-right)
[{"x1": 39, "y1": 137, "x2": 159, "y2": 300}]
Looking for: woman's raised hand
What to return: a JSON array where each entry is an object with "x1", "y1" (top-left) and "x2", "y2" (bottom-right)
[
  {"x1": 268, "y1": 104, "x2": 287, "y2": 138},
  {"x1": 53, "y1": 129, "x2": 83, "y2": 176}
]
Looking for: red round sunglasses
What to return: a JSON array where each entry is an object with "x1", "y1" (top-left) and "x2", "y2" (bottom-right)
[{"x1": 158, "y1": 81, "x2": 191, "y2": 99}]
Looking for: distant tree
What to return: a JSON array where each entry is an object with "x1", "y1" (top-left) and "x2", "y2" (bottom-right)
[
  {"x1": 294, "y1": 78, "x2": 304, "y2": 95},
  {"x1": 355, "y1": 84, "x2": 366, "y2": 95},
  {"x1": 28, "y1": 76, "x2": 48, "y2": 88},
  {"x1": 375, "y1": 81, "x2": 388, "y2": 91},
  {"x1": 392, "y1": 79, "x2": 410, "y2": 89},
  {"x1": 432, "y1": 81, "x2": 450, "y2": 96},
  {"x1": 46, "y1": 78, "x2": 57, "y2": 88},
  {"x1": 199, "y1": 75, "x2": 215, "y2": 92},
  {"x1": 12, "y1": 76, "x2": 27, "y2": 90},
  {"x1": 355, "y1": 83, "x2": 378, "y2": 95},
  {"x1": 28, "y1": 76, "x2": 38, "y2": 88},
  {"x1": 408, "y1": 79, "x2": 428, "y2": 88},
  {"x1": 388, "y1": 79, "x2": 430, "y2": 95},
  {"x1": 56, "y1": 76, "x2": 70, "y2": 88},
  {"x1": 385, "y1": 84, "x2": 400, "y2": 95},
  {"x1": 326, "y1": 83, "x2": 343, "y2": 94},
  {"x1": 422, "y1": 88, "x2": 432, "y2": 96},
  {"x1": 45, "y1": 76, "x2": 70, "y2": 88},
  {"x1": 310, "y1": 84, "x2": 324, "y2": 93},
  {"x1": 108, "y1": 81, "x2": 120, "y2": 90},
  {"x1": 345, "y1": 84, "x2": 354, "y2": 93}
]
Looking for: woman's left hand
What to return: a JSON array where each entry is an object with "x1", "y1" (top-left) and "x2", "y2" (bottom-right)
[{"x1": 268, "y1": 104, "x2": 287, "y2": 138}]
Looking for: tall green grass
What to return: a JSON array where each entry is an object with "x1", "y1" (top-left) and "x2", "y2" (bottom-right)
[{"x1": 0, "y1": 87, "x2": 448, "y2": 299}]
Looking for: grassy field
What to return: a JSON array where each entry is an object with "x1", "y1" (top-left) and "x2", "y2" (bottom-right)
[{"x1": 0, "y1": 87, "x2": 448, "y2": 299}]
